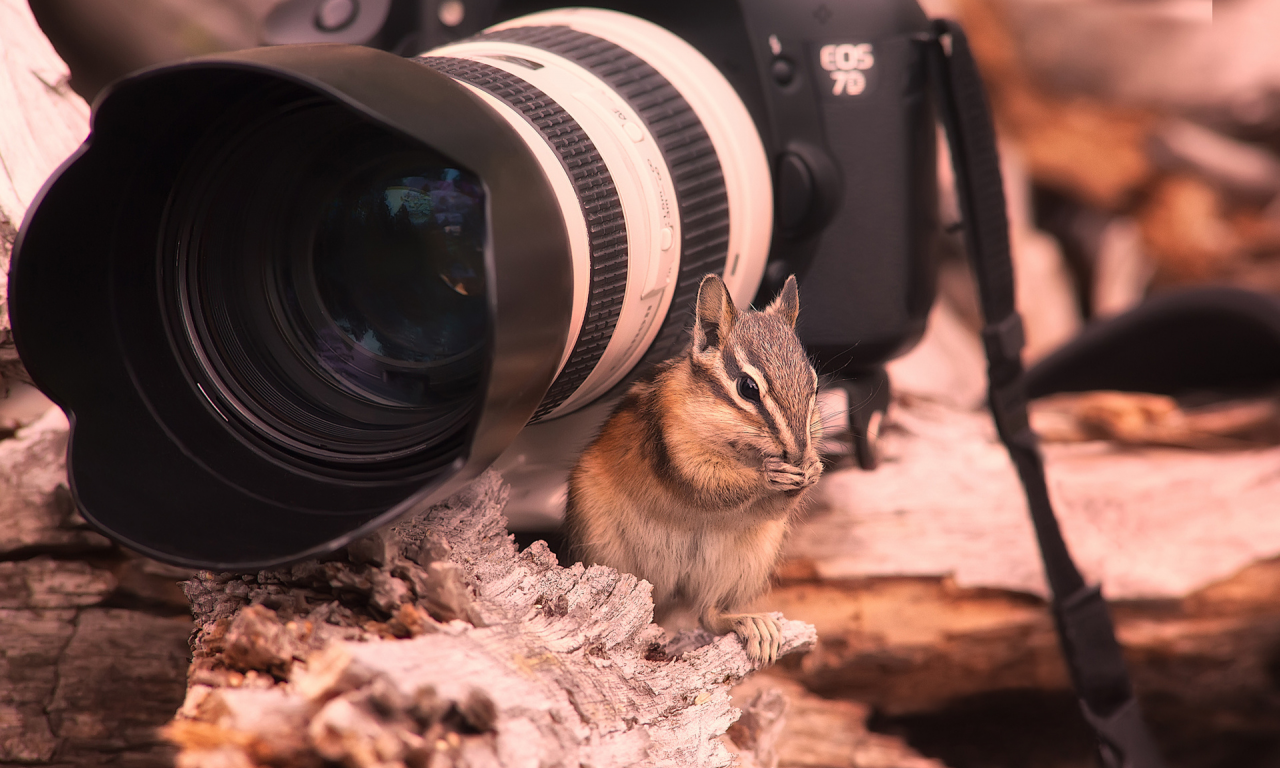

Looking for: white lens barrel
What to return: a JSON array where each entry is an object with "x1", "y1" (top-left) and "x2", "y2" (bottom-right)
[{"x1": 424, "y1": 8, "x2": 771, "y2": 420}]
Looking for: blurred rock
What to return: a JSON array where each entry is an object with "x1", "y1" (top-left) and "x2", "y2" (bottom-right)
[
  {"x1": 934, "y1": 134, "x2": 1082, "y2": 364},
  {"x1": 953, "y1": 0, "x2": 1157, "y2": 210},
  {"x1": 0, "y1": 407, "x2": 110, "y2": 556},
  {"x1": 1151, "y1": 119, "x2": 1280, "y2": 202},
  {"x1": 1139, "y1": 174, "x2": 1243, "y2": 283},
  {"x1": 1031, "y1": 390, "x2": 1280, "y2": 449},
  {"x1": 1091, "y1": 216, "x2": 1152, "y2": 317},
  {"x1": 1001, "y1": 142, "x2": 1083, "y2": 360},
  {"x1": 0, "y1": 382, "x2": 55, "y2": 437},
  {"x1": 997, "y1": 0, "x2": 1280, "y2": 132},
  {"x1": 884, "y1": 299, "x2": 987, "y2": 411}
]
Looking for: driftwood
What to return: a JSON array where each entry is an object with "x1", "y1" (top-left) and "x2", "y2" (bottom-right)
[
  {"x1": 800, "y1": 392, "x2": 1280, "y2": 600},
  {"x1": 170, "y1": 471, "x2": 816, "y2": 768}
]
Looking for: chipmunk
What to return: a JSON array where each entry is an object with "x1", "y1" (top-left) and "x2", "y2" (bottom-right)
[{"x1": 564, "y1": 273, "x2": 822, "y2": 664}]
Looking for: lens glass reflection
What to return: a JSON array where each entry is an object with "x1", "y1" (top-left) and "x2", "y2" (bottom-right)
[
  {"x1": 308, "y1": 163, "x2": 487, "y2": 406},
  {"x1": 176, "y1": 101, "x2": 490, "y2": 463}
]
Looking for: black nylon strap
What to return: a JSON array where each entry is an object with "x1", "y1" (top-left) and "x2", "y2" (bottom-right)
[{"x1": 928, "y1": 18, "x2": 1168, "y2": 768}]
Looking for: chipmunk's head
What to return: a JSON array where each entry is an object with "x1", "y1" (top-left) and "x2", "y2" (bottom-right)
[{"x1": 688, "y1": 274, "x2": 821, "y2": 470}]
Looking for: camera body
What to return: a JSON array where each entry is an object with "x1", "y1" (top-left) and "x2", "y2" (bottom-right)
[
  {"x1": 10, "y1": 0, "x2": 940, "y2": 565},
  {"x1": 270, "y1": 0, "x2": 940, "y2": 371},
  {"x1": 542, "y1": 0, "x2": 941, "y2": 376}
]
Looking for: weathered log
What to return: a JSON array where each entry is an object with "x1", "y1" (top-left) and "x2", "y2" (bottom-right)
[
  {"x1": 756, "y1": 560, "x2": 1280, "y2": 766},
  {"x1": 0, "y1": 406, "x2": 195, "y2": 768},
  {"x1": 729, "y1": 674, "x2": 947, "y2": 768},
  {"x1": 806, "y1": 389, "x2": 1280, "y2": 600},
  {"x1": 995, "y1": 0, "x2": 1269, "y2": 131},
  {"x1": 171, "y1": 471, "x2": 818, "y2": 768}
]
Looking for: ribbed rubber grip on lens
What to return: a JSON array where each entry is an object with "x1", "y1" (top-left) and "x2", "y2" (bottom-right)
[
  {"x1": 419, "y1": 56, "x2": 628, "y2": 421},
  {"x1": 478, "y1": 25, "x2": 731, "y2": 370}
]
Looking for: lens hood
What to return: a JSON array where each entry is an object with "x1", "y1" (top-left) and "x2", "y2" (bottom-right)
[{"x1": 10, "y1": 44, "x2": 573, "y2": 568}]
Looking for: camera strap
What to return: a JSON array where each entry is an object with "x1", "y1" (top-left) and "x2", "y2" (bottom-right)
[{"x1": 926, "y1": 20, "x2": 1168, "y2": 768}]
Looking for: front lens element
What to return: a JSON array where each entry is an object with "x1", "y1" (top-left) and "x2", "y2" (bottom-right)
[
  {"x1": 310, "y1": 164, "x2": 487, "y2": 407},
  {"x1": 172, "y1": 97, "x2": 490, "y2": 465}
]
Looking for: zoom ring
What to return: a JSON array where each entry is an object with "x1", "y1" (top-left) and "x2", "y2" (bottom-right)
[
  {"x1": 419, "y1": 56, "x2": 629, "y2": 421},
  {"x1": 479, "y1": 25, "x2": 732, "y2": 372}
]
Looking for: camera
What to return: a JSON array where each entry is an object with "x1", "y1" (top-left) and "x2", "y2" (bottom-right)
[{"x1": 10, "y1": 0, "x2": 938, "y2": 568}]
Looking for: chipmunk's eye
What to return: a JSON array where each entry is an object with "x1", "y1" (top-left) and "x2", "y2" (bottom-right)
[{"x1": 737, "y1": 375, "x2": 762, "y2": 404}]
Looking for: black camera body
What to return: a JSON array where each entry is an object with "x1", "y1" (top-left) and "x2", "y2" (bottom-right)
[
  {"x1": 604, "y1": 0, "x2": 940, "y2": 374},
  {"x1": 11, "y1": 0, "x2": 940, "y2": 567}
]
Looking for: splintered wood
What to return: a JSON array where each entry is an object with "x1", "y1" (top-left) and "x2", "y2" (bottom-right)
[
  {"x1": 727, "y1": 674, "x2": 947, "y2": 768},
  {"x1": 173, "y1": 472, "x2": 816, "y2": 768}
]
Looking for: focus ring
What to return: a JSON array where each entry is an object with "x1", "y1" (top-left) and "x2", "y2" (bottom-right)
[
  {"x1": 419, "y1": 56, "x2": 628, "y2": 421},
  {"x1": 479, "y1": 25, "x2": 732, "y2": 369}
]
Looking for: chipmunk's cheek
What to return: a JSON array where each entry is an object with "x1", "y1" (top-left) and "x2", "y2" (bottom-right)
[{"x1": 729, "y1": 441, "x2": 762, "y2": 466}]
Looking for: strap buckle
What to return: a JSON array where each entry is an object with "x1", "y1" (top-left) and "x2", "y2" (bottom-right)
[{"x1": 981, "y1": 313, "x2": 1025, "y2": 364}]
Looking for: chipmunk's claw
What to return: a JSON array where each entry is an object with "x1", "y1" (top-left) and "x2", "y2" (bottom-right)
[{"x1": 730, "y1": 613, "x2": 782, "y2": 665}]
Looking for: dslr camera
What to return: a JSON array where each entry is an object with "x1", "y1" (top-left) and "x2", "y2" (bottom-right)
[{"x1": 11, "y1": 0, "x2": 939, "y2": 568}]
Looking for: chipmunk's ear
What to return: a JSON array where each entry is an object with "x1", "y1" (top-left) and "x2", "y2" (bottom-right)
[
  {"x1": 693, "y1": 273, "x2": 738, "y2": 352},
  {"x1": 764, "y1": 274, "x2": 800, "y2": 328}
]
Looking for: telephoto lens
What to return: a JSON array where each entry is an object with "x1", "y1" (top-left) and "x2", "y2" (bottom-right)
[{"x1": 10, "y1": 8, "x2": 771, "y2": 567}]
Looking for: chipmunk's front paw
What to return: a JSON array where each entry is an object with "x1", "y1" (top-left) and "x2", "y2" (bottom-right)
[
  {"x1": 765, "y1": 458, "x2": 820, "y2": 491},
  {"x1": 728, "y1": 613, "x2": 782, "y2": 665}
]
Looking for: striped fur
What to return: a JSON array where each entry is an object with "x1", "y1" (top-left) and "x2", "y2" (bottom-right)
[{"x1": 564, "y1": 274, "x2": 822, "y2": 663}]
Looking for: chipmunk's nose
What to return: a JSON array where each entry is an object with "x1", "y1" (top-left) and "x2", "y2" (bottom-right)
[{"x1": 783, "y1": 427, "x2": 810, "y2": 466}]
